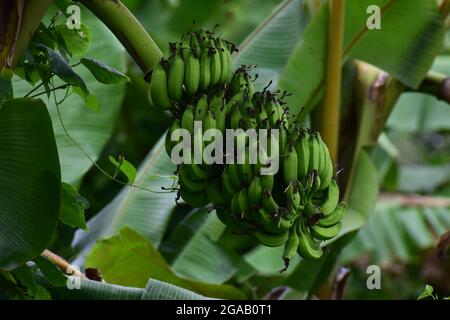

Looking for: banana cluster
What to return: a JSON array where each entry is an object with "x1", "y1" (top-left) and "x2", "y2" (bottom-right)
[
  {"x1": 149, "y1": 28, "x2": 346, "y2": 267},
  {"x1": 148, "y1": 29, "x2": 234, "y2": 111}
]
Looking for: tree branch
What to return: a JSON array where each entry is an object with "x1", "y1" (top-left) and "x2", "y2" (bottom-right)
[{"x1": 77, "y1": 0, "x2": 163, "y2": 73}]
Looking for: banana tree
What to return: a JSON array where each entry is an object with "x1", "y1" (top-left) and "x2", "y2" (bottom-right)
[{"x1": 0, "y1": 0, "x2": 449, "y2": 300}]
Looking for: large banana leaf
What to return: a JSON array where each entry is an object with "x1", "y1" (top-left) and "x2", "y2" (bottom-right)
[
  {"x1": 279, "y1": 0, "x2": 444, "y2": 115},
  {"x1": 341, "y1": 201, "x2": 450, "y2": 264},
  {"x1": 13, "y1": 7, "x2": 126, "y2": 184},
  {"x1": 0, "y1": 98, "x2": 61, "y2": 270},
  {"x1": 72, "y1": 136, "x2": 177, "y2": 265},
  {"x1": 233, "y1": 0, "x2": 308, "y2": 91},
  {"x1": 47, "y1": 277, "x2": 210, "y2": 300},
  {"x1": 84, "y1": 227, "x2": 244, "y2": 299},
  {"x1": 388, "y1": 56, "x2": 450, "y2": 133}
]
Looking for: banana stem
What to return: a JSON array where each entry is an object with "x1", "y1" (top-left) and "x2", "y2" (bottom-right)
[
  {"x1": 77, "y1": 0, "x2": 163, "y2": 73},
  {"x1": 408, "y1": 70, "x2": 450, "y2": 105},
  {"x1": 41, "y1": 250, "x2": 87, "y2": 279},
  {"x1": 320, "y1": 0, "x2": 345, "y2": 165}
]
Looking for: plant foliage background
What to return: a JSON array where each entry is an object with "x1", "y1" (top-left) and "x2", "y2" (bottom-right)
[{"x1": 0, "y1": 0, "x2": 449, "y2": 300}]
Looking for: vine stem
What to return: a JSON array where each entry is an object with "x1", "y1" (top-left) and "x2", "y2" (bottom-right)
[
  {"x1": 320, "y1": 0, "x2": 345, "y2": 165},
  {"x1": 77, "y1": 0, "x2": 163, "y2": 73}
]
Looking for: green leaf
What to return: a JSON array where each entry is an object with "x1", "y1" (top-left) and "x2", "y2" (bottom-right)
[
  {"x1": 338, "y1": 150, "x2": 379, "y2": 240},
  {"x1": 72, "y1": 136, "x2": 177, "y2": 264},
  {"x1": 279, "y1": 0, "x2": 444, "y2": 115},
  {"x1": 34, "y1": 256, "x2": 67, "y2": 287},
  {"x1": 13, "y1": 7, "x2": 127, "y2": 184},
  {"x1": 81, "y1": 58, "x2": 130, "y2": 84},
  {"x1": 142, "y1": 279, "x2": 212, "y2": 300},
  {"x1": 54, "y1": 24, "x2": 92, "y2": 57},
  {"x1": 109, "y1": 155, "x2": 137, "y2": 183},
  {"x1": 234, "y1": 0, "x2": 309, "y2": 91},
  {"x1": 162, "y1": 210, "x2": 241, "y2": 284},
  {"x1": 85, "y1": 227, "x2": 244, "y2": 299},
  {"x1": 60, "y1": 182, "x2": 89, "y2": 230},
  {"x1": 12, "y1": 264, "x2": 52, "y2": 300},
  {"x1": 417, "y1": 284, "x2": 435, "y2": 300},
  {"x1": 38, "y1": 45, "x2": 89, "y2": 97},
  {"x1": 388, "y1": 56, "x2": 450, "y2": 133},
  {"x1": 0, "y1": 73, "x2": 12, "y2": 107},
  {"x1": 0, "y1": 98, "x2": 61, "y2": 271}
]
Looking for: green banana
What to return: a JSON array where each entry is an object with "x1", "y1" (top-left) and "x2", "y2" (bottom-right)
[
  {"x1": 149, "y1": 61, "x2": 171, "y2": 111},
  {"x1": 295, "y1": 130, "x2": 310, "y2": 182},
  {"x1": 199, "y1": 48, "x2": 211, "y2": 90},
  {"x1": 167, "y1": 47, "x2": 185, "y2": 102},
  {"x1": 255, "y1": 208, "x2": 293, "y2": 234},
  {"x1": 254, "y1": 229, "x2": 289, "y2": 247},
  {"x1": 319, "y1": 137, "x2": 333, "y2": 190},
  {"x1": 183, "y1": 47, "x2": 200, "y2": 96},
  {"x1": 216, "y1": 208, "x2": 252, "y2": 234},
  {"x1": 178, "y1": 165, "x2": 206, "y2": 193},
  {"x1": 311, "y1": 221, "x2": 342, "y2": 240},
  {"x1": 283, "y1": 145, "x2": 298, "y2": 184},
  {"x1": 217, "y1": 38, "x2": 230, "y2": 84},
  {"x1": 260, "y1": 174, "x2": 274, "y2": 191},
  {"x1": 206, "y1": 179, "x2": 227, "y2": 205},
  {"x1": 262, "y1": 190, "x2": 279, "y2": 215},
  {"x1": 231, "y1": 192, "x2": 241, "y2": 215},
  {"x1": 248, "y1": 177, "x2": 263, "y2": 206},
  {"x1": 187, "y1": 160, "x2": 209, "y2": 180},
  {"x1": 165, "y1": 119, "x2": 181, "y2": 156},
  {"x1": 194, "y1": 94, "x2": 208, "y2": 121},
  {"x1": 287, "y1": 181, "x2": 301, "y2": 210},
  {"x1": 179, "y1": 188, "x2": 209, "y2": 207},
  {"x1": 308, "y1": 133, "x2": 320, "y2": 173},
  {"x1": 318, "y1": 201, "x2": 347, "y2": 228},
  {"x1": 238, "y1": 189, "x2": 250, "y2": 217},
  {"x1": 314, "y1": 179, "x2": 339, "y2": 215},
  {"x1": 222, "y1": 167, "x2": 237, "y2": 199},
  {"x1": 282, "y1": 221, "x2": 300, "y2": 269},
  {"x1": 181, "y1": 105, "x2": 194, "y2": 134},
  {"x1": 297, "y1": 217, "x2": 323, "y2": 260},
  {"x1": 229, "y1": 162, "x2": 243, "y2": 190},
  {"x1": 209, "y1": 46, "x2": 222, "y2": 86}
]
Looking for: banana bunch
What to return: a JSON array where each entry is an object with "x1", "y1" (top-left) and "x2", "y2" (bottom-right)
[
  {"x1": 156, "y1": 28, "x2": 347, "y2": 268},
  {"x1": 148, "y1": 29, "x2": 235, "y2": 111}
]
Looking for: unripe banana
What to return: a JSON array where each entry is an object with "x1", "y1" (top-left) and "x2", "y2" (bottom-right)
[
  {"x1": 314, "y1": 179, "x2": 339, "y2": 215},
  {"x1": 253, "y1": 229, "x2": 289, "y2": 247},
  {"x1": 206, "y1": 179, "x2": 227, "y2": 205},
  {"x1": 189, "y1": 32, "x2": 201, "y2": 58},
  {"x1": 216, "y1": 208, "x2": 252, "y2": 234},
  {"x1": 214, "y1": 105, "x2": 227, "y2": 133},
  {"x1": 262, "y1": 190, "x2": 279, "y2": 215},
  {"x1": 311, "y1": 221, "x2": 342, "y2": 240},
  {"x1": 181, "y1": 105, "x2": 194, "y2": 134},
  {"x1": 187, "y1": 161, "x2": 209, "y2": 180},
  {"x1": 248, "y1": 177, "x2": 263, "y2": 206},
  {"x1": 149, "y1": 61, "x2": 171, "y2": 111},
  {"x1": 287, "y1": 181, "x2": 301, "y2": 210},
  {"x1": 217, "y1": 38, "x2": 230, "y2": 84},
  {"x1": 229, "y1": 162, "x2": 243, "y2": 190},
  {"x1": 283, "y1": 145, "x2": 298, "y2": 185},
  {"x1": 282, "y1": 221, "x2": 300, "y2": 270},
  {"x1": 203, "y1": 111, "x2": 216, "y2": 132},
  {"x1": 199, "y1": 48, "x2": 211, "y2": 90},
  {"x1": 238, "y1": 189, "x2": 250, "y2": 218},
  {"x1": 165, "y1": 119, "x2": 181, "y2": 156},
  {"x1": 167, "y1": 48, "x2": 185, "y2": 102},
  {"x1": 238, "y1": 150, "x2": 254, "y2": 185},
  {"x1": 255, "y1": 208, "x2": 294, "y2": 234},
  {"x1": 295, "y1": 130, "x2": 310, "y2": 182},
  {"x1": 231, "y1": 192, "x2": 241, "y2": 215},
  {"x1": 180, "y1": 188, "x2": 209, "y2": 207},
  {"x1": 222, "y1": 167, "x2": 237, "y2": 198},
  {"x1": 209, "y1": 47, "x2": 222, "y2": 86},
  {"x1": 318, "y1": 201, "x2": 347, "y2": 228},
  {"x1": 263, "y1": 98, "x2": 280, "y2": 127},
  {"x1": 194, "y1": 94, "x2": 208, "y2": 121},
  {"x1": 260, "y1": 174, "x2": 274, "y2": 191},
  {"x1": 319, "y1": 137, "x2": 333, "y2": 190},
  {"x1": 308, "y1": 133, "x2": 320, "y2": 173},
  {"x1": 297, "y1": 217, "x2": 323, "y2": 260},
  {"x1": 183, "y1": 48, "x2": 200, "y2": 96},
  {"x1": 230, "y1": 105, "x2": 243, "y2": 130},
  {"x1": 178, "y1": 165, "x2": 206, "y2": 193},
  {"x1": 311, "y1": 172, "x2": 321, "y2": 194}
]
